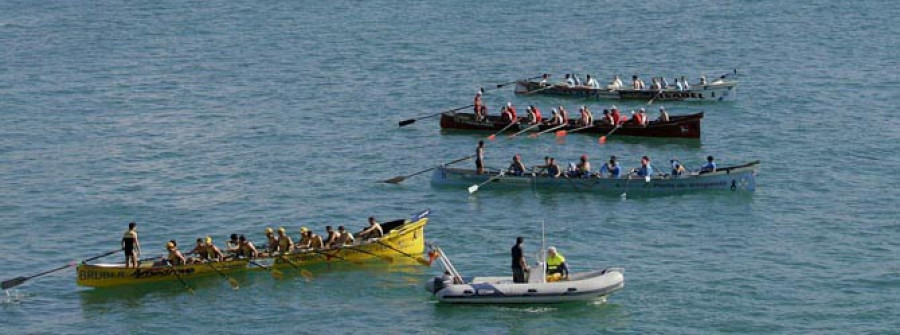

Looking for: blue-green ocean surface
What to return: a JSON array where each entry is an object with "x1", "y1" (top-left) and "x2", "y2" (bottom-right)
[{"x1": 1, "y1": 0, "x2": 898, "y2": 333}]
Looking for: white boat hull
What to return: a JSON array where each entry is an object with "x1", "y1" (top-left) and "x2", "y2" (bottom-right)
[{"x1": 428, "y1": 268, "x2": 624, "y2": 304}]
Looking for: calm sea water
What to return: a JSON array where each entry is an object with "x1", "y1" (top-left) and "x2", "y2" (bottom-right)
[{"x1": 2, "y1": 0, "x2": 898, "y2": 333}]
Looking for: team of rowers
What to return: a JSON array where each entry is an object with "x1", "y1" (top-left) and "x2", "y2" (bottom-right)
[
  {"x1": 474, "y1": 91, "x2": 670, "y2": 127},
  {"x1": 487, "y1": 150, "x2": 719, "y2": 179},
  {"x1": 119, "y1": 217, "x2": 387, "y2": 267},
  {"x1": 536, "y1": 73, "x2": 724, "y2": 90}
]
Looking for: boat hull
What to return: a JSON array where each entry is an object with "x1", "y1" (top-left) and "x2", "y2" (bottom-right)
[
  {"x1": 431, "y1": 161, "x2": 759, "y2": 194},
  {"x1": 440, "y1": 112, "x2": 702, "y2": 138},
  {"x1": 515, "y1": 80, "x2": 737, "y2": 102},
  {"x1": 76, "y1": 211, "x2": 429, "y2": 288},
  {"x1": 432, "y1": 268, "x2": 624, "y2": 304}
]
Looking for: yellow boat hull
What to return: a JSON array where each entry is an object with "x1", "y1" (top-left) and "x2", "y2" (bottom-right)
[{"x1": 75, "y1": 213, "x2": 428, "y2": 288}]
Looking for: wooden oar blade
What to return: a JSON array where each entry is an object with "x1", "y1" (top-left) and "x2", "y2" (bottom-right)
[
  {"x1": 381, "y1": 176, "x2": 406, "y2": 184},
  {"x1": 271, "y1": 269, "x2": 284, "y2": 280},
  {"x1": 228, "y1": 278, "x2": 240, "y2": 290},
  {"x1": 300, "y1": 269, "x2": 314, "y2": 281},
  {"x1": 398, "y1": 119, "x2": 416, "y2": 127},
  {"x1": 187, "y1": 287, "x2": 195, "y2": 295},
  {"x1": 1, "y1": 276, "x2": 27, "y2": 290}
]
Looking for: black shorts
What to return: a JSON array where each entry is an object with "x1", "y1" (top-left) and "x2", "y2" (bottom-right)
[{"x1": 476, "y1": 159, "x2": 484, "y2": 169}]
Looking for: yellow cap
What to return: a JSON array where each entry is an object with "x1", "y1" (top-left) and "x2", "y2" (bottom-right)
[
  {"x1": 166, "y1": 242, "x2": 175, "y2": 249},
  {"x1": 265, "y1": 227, "x2": 274, "y2": 234},
  {"x1": 278, "y1": 227, "x2": 286, "y2": 233},
  {"x1": 206, "y1": 236, "x2": 212, "y2": 244},
  {"x1": 300, "y1": 227, "x2": 309, "y2": 233}
]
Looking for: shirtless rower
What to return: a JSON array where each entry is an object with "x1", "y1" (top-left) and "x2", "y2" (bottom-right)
[
  {"x1": 163, "y1": 241, "x2": 186, "y2": 266},
  {"x1": 204, "y1": 236, "x2": 225, "y2": 262},
  {"x1": 324, "y1": 226, "x2": 340, "y2": 249},
  {"x1": 579, "y1": 106, "x2": 593, "y2": 127},
  {"x1": 236, "y1": 235, "x2": 258, "y2": 259},
  {"x1": 358, "y1": 217, "x2": 384, "y2": 240},
  {"x1": 657, "y1": 106, "x2": 670, "y2": 122},
  {"x1": 263, "y1": 227, "x2": 279, "y2": 256},
  {"x1": 276, "y1": 227, "x2": 294, "y2": 254},
  {"x1": 336, "y1": 226, "x2": 355, "y2": 246}
]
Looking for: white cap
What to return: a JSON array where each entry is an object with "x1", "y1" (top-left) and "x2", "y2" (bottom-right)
[
  {"x1": 611, "y1": 105, "x2": 617, "y2": 109},
  {"x1": 660, "y1": 106, "x2": 666, "y2": 110},
  {"x1": 551, "y1": 108, "x2": 558, "y2": 113},
  {"x1": 476, "y1": 90, "x2": 482, "y2": 95},
  {"x1": 639, "y1": 108, "x2": 645, "y2": 112},
  {"x1": 507, "y1": 102, "x2": 513, "y2": 107}
]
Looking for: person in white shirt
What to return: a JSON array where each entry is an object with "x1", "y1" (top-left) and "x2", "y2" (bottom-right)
[
  {"x1": 680, "y1": 76, "x2": 690, "y2": 90},
  {"x1": 572, "y1": 73, "x2": 582, "y2": 86},
  {"x1": 565, "y1": 74, "x2": 575, "y2": 86},
  {"x1": 675, "y1": 78, "x2": 684, "y2": 91},
  {"x1": 657, "y1": 106, "x2": 670, "y2": 122},
  {"x1": 661, "y1": 77, "x2": 669, "y2": 89},
  {"x1": 585, "y1": 75, "x2": 600, "y2": 89}
]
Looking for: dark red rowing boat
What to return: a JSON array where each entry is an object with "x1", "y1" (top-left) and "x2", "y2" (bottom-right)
[{"x1": 439, "y1": 112, "x2": 702, "y2": 138}]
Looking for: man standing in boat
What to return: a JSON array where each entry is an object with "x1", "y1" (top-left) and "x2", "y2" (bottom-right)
[
  {"x1": 511, "y1": 237, "x2": 528, "y2": 283},
  {"x1": 122, "y1": 222, "x2": 140, "y2": 268}
]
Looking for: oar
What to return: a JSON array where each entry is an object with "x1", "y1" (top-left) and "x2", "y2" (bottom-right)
[
  {"x1": 374, "y1": 240, "x2": 430, "y2": 266},
  {"x1": 398, "y1": 104, "x2": 474, "y2": 127},
  {"x1": 468, "y1": 171, "x2": 505, "y2": 194},
  {"x1": 522, "y1": 84, "x2": 558, "y2": 95},
  {"x1": 507, "y1": 122, "x2": 542, "y2": 138},
  {"x1": 1, "y1": 249, "x2": 120, "y2": 290},
  {"x1": 647, "y1": 89, "x2": 664, "y2": 105},
  {"x1": 203, "y1": 261, "x2": 239, "y2": 290},
  {"x1": 529, "y1": 123, "x2": 568, "y2": 138},
  {"x1": 493, "y1": 75, "x2": 544, "y2": 89},
  {"x1": 487, "y1": 121, "x2": 518, "y2": 141},
  {"x1": 598, "y1": 125, "x2": 621, "y2": 144},
  {"x1": 381, "y1": 154, "x2": 475, "y2": 184},
  {"x1": 341, "y1": 246, "x2": 394, "y2": 263},
  {"x1": 278, "y1": 254, "x2": 314, "y2": 280},
  {"x1": 555, "y1": 124, "x2": 594, "y2": 137},
  {"x1": 168, "y1": 264, "x2": 195, "y2": 294},
  {"x1": 309, "y1": 248, "x2": 366, "y2": 266},
  {"x1": 249, "y1": 259, "x2": 284, "y2": 280}
]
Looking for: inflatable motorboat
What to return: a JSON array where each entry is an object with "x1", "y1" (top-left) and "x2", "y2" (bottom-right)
[{"x1": 425, "y1": 245, "x2": 624, "y2": 304}]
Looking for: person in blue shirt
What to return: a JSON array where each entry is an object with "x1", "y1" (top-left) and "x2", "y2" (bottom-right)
[
  {"x1": 700, "y1": 155, "x2": 717, "y2": 173},
  {"x1": 508, "y1": 155, "x2": 526, "y2": 176},
  {"x1": 634, "y1": 156, "x2": 654, "y2": 177},
  {"x1": 600, "y1": 156, "x2": 621, "y2": 178}
]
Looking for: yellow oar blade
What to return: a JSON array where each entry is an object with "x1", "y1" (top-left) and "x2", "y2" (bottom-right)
[
  {"x1": 300, "y1": 269, "x2": 314, "y2": 281},
  {"x1": 187, "y1": 288, "x2": 195, "y2": 295},
  {"x1": 271, "y1": 269, "x2": 284, "y2": 280},
  {"x1": 416, "y1": 257, "x2": 431, "y2": 266},
  {"x1": 227, "y1": 278, "x2": 240, "y2": 290}
]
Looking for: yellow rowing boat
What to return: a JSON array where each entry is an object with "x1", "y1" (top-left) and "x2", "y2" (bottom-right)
[{"x1": 75, "y1": 210, "x2": 430, "y2": 288}]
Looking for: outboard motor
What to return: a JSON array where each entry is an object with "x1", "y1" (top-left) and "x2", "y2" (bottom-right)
[{"x1": 425, "y1": 276, "x2": 444, "y2": 294}]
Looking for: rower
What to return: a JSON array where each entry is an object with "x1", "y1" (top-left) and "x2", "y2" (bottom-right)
[
  {"x1": 475, "y1": 140, "x2": 485, "y2": 175},
  {"x1": 501, "y1": 102, "x2": 517, "y2": 123},
  {"x1": 187, "y1": 238, "x2": 208, "y2": 263},
  {"x1": 264, "y1": 227, "x2": 278, "y2": 255},
  {"x1": 307, "y1": 229, "x2": 325, "y2": 250},
  {"x1": 545, "y1": 246, "x2": 569, "y2": 281},
  {"x1": 508, "y1": 155, "x2": 526, "y2": 176},
  {"x1": 675, "y1": 78, "x2": 684, "y2": 91},
  {"x1": 548, "y1": 109, "x2": 559, "y2": 126},
  {"x1": 358, "y1": 217, "x2": 383, "y2": 240},
  {"x1": 558, "y1": 105, "x2": 569, "y2": 124},
  {"x1": 609, "y1": 75, "x2": 623, "y2": 90},
  {"x1": 324, "y1": 226, "x2": 340, "y2": 249},
  {"x1": 631, "y1": 75, "x2": 640, "y2": 89},
  {"x1": 600, "y1": 109, "x2": 613, "y2": 125},
  {"x1": 700, "y1": 155, "x2": 717, "y2": 173},
  {"x1": 671, "y1": 160, "x2": 687, "y2": 176},
  {"x1": 122, "y1": 222, "x2": 140, "y2": 268},
  {"x1": 634, "y1": 108, "x2": 648, "y2": 127},
  {"x1": 237, "y1": 235, "x2": 258, "y2": 259},
  {"x1": 225, "y1": 234, "x2": 240, "y2": 257},
  {"x1": 585, "y1": 74, "x2": 600, "y2": 89},
  {"x1": 204, "y1": 236, "x2": 224, "y2": 262},
  {"x1": 539, "y1": 73, "x2": 550, "y2": 86},
  {"x1": 576, "y1": 154, "x2": 592, "y2": 178},
  {"x1": 165, "y1": 241, "x2": 186, "y2": 266},
  {"x1": 681, "y1": 76, "x2": 690, "y2": 90},
  {"x1": 661, "y1": 77, "x2": 669, "y2": 89},
  {"x1": 634, "y1": 156, "x2": 654, "y2": 177},
  {"x1": 297, "y1": 227, "x2": 312, "y2": 249},
  {"x1": 564, "y1": 74, "x2": 575, "y2": 86},
  {"x1": 610, "y1": 106, "x2": 622, "y2": 125},
  {"x1": 572, "y1": 73, "x2": 582, "y2": 86},
  {"x1": 700, "y1": 75, "x2": 708, "y2": 85},
  {"x1": 547, "y1": 157, "x2": 561, "y2": 178},
  {"x1": 533, "y1": 156, "x2": 551, "y2": 174},
  {"x1": 579, "y1": 105, "x2": 593, "y2": 127},
  {"x1": 336, "y1": 226, "x2": 355, "y2": 246},
  {"x1": 526, "y1": 105, "x2": 542, "y2": 125},
  {"x1": 601, "y1": 155, "x2": 621, "y2": 178},
  {"x1": 277, "y1": 227, "x2": 294, "y2": 254},
  {"x1": 657, "y1": 106, "x2": 670, "y2": 122}
]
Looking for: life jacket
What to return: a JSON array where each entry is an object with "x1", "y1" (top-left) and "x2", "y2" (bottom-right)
[
  {"x1": 507, "y1": 107, "x2": 517, "y2": 120},
  {"x1": 531, "y1": 107, "x2": 542, "y2": 124},
  {"x1": 611, "y1": 110, "x2": 621, "y2": 124},
  {"x1": 634, "y1": 113, "x2": 646, "y2": 125},
  {"x1": 560, "y1": 109, "x2": 568, "y2": 123},
  {"x1": 547, "y1": 253, "x2": 566, "y2": 271}
]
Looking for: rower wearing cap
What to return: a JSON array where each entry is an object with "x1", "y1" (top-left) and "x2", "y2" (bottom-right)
[
  {"x1": 610, "y1": 106, "x2": 622, "y2": 125},
  {"x1": 297, "y1": 227, "x2": 312, "y2": 249},
  {"x1": 358, "y1": 217, "x2": 383, "y2": 240},
  {"x1": 508, "y1": 155, "x2": 526, "y2": 176},
  {"x1": 204, "y1": 236, "x2": 224, "y2": 262},
  {"x1": 336, "y1": 226, "x2": 355, "y2": 246},
  {"x1": 501, "y1": 102, "x2": 517, "y2": 123},
  {"x1": 277, "y1": 227, "x2": 294, "y2": 254},
  {"x1": 600, "y1": 156, "x2": 621, "y2": 178},
  {"x1": 633, "y1": 108, "x2": 648, "y2": 126},
  {"x1": 164, "y1": 241, "x2": 186, "y2": 266},
  {"x1": 122, "y1": 222, "x2": 141, "y2": 268},
  {"x1": 264, "y1": 227, "x2": 278, "y2": 255}
]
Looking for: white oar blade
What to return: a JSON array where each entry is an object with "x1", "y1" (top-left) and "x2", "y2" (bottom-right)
[
  {"x1": 467, "y1": 185, "x2": 479, "y2": 194},
  {"x1": 645, "y1": 176, "x2": 651, "y2": 183}
]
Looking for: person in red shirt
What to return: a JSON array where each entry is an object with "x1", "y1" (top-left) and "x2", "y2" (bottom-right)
[
  {"x1": 473, "y1": 89, "x2": 483, "y2": 113},
  {"x1": 527, "y1": 105, "x2": 542, "y2": 125},
  {"x1": 610, "y1": 106, "x2": 622, "y2": 125},
  {"x1": 501, "y1": 102, "x2": 517, "y2": 123}
]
